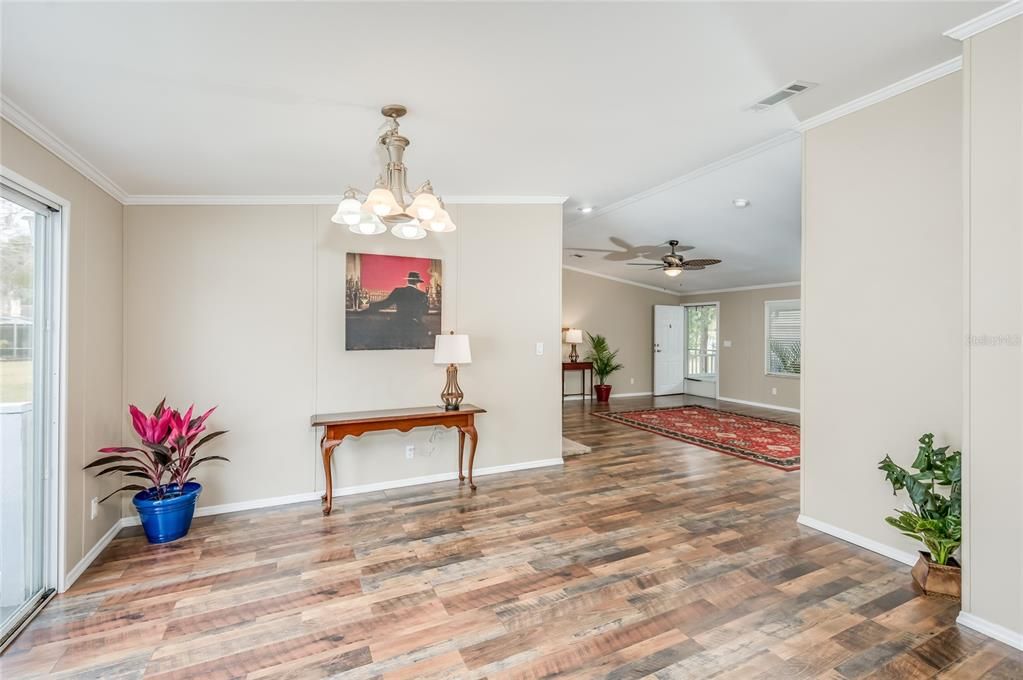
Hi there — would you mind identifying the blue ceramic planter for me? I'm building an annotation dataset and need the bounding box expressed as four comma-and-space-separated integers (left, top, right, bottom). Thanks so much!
132, 482, 201, 544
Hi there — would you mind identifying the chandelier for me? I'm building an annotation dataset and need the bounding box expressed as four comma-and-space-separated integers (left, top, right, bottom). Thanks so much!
331, 104, 456, 240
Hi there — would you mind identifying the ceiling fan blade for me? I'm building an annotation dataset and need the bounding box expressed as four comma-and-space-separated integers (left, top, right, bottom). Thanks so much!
682, 264, 705, 271
626, 262, 655, 266
682, 258, 722, 267
607, 236, 634, 250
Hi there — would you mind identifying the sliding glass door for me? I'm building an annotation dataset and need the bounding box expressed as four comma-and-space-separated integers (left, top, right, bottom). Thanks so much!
0, 179, 60, 650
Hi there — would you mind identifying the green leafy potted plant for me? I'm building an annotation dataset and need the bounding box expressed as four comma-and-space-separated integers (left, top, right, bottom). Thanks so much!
877, 433, 961, 598
585, 332, 623, 402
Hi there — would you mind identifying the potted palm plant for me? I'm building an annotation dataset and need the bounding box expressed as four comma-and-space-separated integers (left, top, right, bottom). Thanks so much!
585, 332, 623, 402
86, 399, 228, 544
877, 433, 961, 597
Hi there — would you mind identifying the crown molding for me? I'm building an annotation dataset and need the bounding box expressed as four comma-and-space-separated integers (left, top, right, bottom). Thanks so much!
795, 57, 962, 132
124, 194, 567, 206
678, 281, 801, 296
444, 195, 569, 205
944, 1, 1022, 41
562, 264, 684, 296
566, 131, 800, 227
123, 195, 340, 206
1, 95, 130, 203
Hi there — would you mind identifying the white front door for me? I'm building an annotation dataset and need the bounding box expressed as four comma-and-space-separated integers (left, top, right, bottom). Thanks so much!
653, 305, 685, 396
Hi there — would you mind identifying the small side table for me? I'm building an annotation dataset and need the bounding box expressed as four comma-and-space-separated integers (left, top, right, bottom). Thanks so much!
562, 361, 594, 400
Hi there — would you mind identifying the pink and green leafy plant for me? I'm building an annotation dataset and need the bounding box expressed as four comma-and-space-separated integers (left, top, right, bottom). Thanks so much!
85, 399, 229, 502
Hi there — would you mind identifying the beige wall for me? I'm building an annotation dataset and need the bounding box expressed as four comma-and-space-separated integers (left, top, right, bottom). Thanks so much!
680, 285, 801, 410
802, 75, 962, 556
0, 120, 124, 582
960, 16, 1022, 638
561, 268, 681, 395
124, 203, 563, 508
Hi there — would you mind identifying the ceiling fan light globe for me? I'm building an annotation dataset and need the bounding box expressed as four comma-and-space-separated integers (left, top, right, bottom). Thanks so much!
664, 267, 683, 277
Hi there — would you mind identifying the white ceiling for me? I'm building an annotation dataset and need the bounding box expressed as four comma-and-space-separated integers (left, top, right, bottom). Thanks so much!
0, 2, 993, 290
564, 135, 802, 293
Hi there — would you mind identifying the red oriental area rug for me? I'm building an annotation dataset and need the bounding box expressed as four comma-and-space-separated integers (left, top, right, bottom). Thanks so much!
594, 405, 800, 471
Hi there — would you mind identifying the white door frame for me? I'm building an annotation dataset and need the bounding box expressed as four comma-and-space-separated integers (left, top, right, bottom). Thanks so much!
681, 301, 720, 399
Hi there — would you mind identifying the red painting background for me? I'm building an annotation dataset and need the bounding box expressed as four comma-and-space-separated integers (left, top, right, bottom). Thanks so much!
359, 254, 434, 290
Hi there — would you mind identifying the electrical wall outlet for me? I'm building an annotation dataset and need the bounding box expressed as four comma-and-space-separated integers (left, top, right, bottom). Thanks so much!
771, 387, 778, 395
405, 445, 415, 460
630, 377, 635, 385
723, 340, 732, 348
90, 497, 99, 520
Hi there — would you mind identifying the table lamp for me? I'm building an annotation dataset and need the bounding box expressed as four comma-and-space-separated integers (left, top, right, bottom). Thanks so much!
434, 331, 472, 410
564, 328, 584, 362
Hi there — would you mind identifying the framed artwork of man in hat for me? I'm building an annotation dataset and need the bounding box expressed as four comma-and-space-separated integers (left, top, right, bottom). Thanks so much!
345, 253, 442, 350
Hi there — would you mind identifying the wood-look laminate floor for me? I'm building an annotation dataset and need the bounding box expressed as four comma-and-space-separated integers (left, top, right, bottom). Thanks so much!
2, 395, 1020, 678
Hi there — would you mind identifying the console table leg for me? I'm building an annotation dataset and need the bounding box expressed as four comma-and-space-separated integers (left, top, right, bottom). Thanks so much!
321, 437, 340, 516
462, 424, 479, 490
458, 428, 466, 481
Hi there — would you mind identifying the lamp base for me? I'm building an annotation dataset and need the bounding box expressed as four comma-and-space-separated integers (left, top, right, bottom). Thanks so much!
441, 364, 464, 411
568, 344, 579, 363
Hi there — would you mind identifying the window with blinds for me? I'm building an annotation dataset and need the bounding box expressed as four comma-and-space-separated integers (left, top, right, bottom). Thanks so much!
765, 299, 800, 376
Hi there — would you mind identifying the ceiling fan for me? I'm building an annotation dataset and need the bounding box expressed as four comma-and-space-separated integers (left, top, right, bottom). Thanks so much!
627, 240, 722, 277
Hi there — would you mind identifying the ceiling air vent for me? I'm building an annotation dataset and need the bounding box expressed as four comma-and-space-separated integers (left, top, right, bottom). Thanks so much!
747, 81, 817, 112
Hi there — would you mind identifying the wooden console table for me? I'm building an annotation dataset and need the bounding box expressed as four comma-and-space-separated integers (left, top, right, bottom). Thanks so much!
562, 361, 594, 400
310, 404, 486, 516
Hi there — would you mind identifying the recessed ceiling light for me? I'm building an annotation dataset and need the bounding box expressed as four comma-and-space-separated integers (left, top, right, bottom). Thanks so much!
733, 198, 750, 208
577, 206, 594, 213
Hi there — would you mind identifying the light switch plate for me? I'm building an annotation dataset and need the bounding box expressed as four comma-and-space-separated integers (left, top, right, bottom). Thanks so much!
535, 342, 544, 356
723, 340, 732, 348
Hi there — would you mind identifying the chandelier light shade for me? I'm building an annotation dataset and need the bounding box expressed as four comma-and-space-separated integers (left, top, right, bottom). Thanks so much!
392, 223, 427, 240
331, 190, 364, 226
334, 105, 457, 238
424, 209, 455, 233
349, 213, 386, 235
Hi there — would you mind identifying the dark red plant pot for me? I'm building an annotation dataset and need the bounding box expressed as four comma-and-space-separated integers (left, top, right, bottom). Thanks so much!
595, 384, 612, 402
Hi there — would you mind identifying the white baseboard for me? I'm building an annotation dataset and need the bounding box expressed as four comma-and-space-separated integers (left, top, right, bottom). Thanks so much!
956, 611, 1023, 651
62, 518, 123, 591
718, 396, 801, 414
563, 391, 652, 402
120, 457, 565, 527
796, 514, 917, 566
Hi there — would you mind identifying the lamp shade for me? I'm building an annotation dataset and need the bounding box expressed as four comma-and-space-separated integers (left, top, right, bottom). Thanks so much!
564, 328, 584, 344
434, 334, 471, 365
